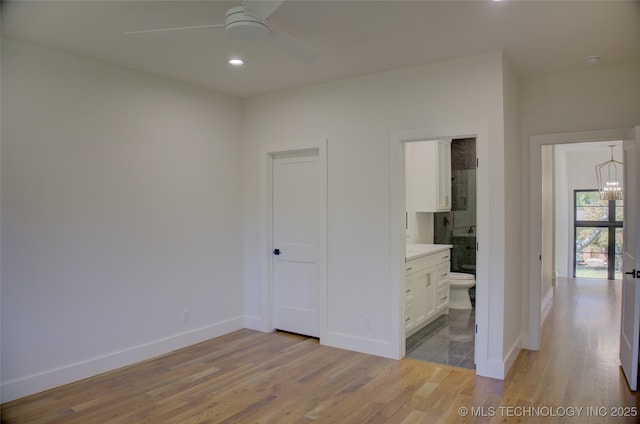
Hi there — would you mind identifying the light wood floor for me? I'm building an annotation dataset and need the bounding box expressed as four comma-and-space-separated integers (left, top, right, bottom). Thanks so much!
3, 278, 639, 423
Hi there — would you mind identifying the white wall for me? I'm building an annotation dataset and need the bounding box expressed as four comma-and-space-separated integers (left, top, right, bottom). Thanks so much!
521, 62, 640, 348
1, 40, 245, 401
541, 145, 554, 311
406, 213, 434, 245
501, 57, 522, 368
242, 52, 512, 377
554, 145, 568, 278
522, 64, 640, 136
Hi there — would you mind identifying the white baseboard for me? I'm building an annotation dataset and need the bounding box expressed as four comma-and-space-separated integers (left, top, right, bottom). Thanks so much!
322, 330, 397, 359
541, 289, 554, 326
475, 336, 522, 380
475, 358, 506, 379
1, 317, 244, 403
503, 336, 522, 377
244, 315, 270, 332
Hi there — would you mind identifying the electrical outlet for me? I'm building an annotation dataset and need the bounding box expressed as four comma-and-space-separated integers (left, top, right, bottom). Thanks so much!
365, 315, 373, 330
182, 310, 190, 324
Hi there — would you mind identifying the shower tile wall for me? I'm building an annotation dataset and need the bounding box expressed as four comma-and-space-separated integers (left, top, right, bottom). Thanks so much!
434, 212, 452, 245
451, 138, 476, 170
434, 138, 477, 274
451, 236, 476, 272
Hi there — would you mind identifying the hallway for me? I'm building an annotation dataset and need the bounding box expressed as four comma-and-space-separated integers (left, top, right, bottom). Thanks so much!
503, 277, 639, 420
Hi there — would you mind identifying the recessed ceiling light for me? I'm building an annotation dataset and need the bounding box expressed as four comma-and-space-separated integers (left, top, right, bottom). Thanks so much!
584, 55, 600, 66
228, 58, 244, 66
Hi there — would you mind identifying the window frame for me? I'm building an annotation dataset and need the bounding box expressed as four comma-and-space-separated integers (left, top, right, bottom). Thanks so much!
573, 189, 623, 280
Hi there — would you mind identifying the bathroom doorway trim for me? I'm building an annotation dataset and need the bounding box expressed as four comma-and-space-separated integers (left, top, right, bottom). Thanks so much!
389, 123, 492, 377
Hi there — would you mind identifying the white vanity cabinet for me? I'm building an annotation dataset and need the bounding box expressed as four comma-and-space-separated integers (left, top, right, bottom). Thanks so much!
434, 262, 451, 310
405, 140, 451, 212
404, 247, 451, 337
405, 267, 436, 332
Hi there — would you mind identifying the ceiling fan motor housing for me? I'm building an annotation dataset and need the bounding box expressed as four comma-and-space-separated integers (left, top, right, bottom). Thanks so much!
225, 6, 269, 41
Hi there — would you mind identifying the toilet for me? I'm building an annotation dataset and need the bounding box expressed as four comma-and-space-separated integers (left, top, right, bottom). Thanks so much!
449, 272, 476, 309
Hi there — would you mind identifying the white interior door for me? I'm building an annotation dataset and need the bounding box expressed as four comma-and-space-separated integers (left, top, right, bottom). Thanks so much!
620, 126, 640, 391
272, 151, 320, 337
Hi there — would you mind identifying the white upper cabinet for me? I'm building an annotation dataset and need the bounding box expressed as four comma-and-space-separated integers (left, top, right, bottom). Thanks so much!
406, 140, 452, 212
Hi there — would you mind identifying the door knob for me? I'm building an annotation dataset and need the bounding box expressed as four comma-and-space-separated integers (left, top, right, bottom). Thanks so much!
273, 249, 281, 255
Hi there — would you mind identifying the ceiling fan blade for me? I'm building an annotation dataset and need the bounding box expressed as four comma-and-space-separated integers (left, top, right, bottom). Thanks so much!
267, 28, 320, 63
244, 0, 285, 20
124, 24, 225, 35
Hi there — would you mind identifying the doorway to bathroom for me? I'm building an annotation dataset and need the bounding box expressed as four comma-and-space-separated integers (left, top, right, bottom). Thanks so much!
405, 137, 477, 370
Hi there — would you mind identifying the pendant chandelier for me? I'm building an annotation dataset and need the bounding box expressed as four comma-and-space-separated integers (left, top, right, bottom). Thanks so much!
595, 145, 623, 200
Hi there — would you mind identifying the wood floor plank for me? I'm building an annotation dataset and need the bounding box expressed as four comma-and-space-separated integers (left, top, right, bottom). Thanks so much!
3, 278, 639, 423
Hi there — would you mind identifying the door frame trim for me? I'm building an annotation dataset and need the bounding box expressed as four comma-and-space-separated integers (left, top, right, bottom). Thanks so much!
527, 128, 630, 350
260, 139, 328, 340
389, 123, 490, 375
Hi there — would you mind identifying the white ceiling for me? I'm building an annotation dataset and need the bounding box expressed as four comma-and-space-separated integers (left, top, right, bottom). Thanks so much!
2, 0, 640, 98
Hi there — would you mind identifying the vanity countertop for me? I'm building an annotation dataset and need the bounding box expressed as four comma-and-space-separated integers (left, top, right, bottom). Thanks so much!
406, 243, 453, 261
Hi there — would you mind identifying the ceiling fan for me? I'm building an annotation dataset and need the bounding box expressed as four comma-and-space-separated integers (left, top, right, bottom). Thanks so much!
124, 0, 318, 62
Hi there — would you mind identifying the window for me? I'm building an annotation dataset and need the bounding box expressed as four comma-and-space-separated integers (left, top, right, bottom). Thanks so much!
574, 190, 623, 279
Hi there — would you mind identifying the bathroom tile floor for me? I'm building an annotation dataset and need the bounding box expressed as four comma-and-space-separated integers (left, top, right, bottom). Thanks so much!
406, 307, 475, 370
